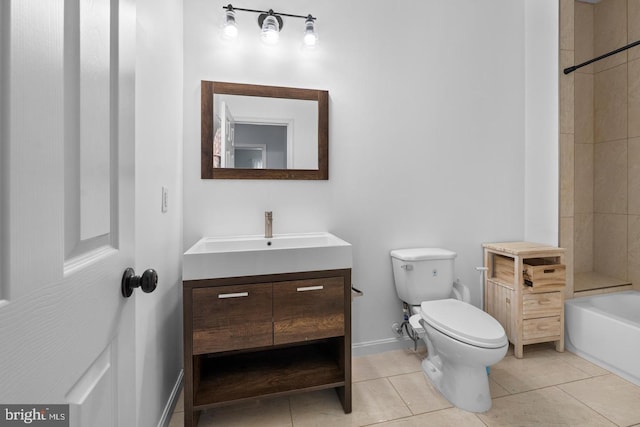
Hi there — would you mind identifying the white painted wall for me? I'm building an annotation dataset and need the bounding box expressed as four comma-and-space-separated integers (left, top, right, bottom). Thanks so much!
135, 0, 184, 425
184, 0, 557, 353
524, 0, 560, 245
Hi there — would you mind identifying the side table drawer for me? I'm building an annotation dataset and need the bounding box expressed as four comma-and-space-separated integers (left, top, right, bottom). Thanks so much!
522, 292, 562, 319
523, 316, 561, 341
192, 283, 273, 354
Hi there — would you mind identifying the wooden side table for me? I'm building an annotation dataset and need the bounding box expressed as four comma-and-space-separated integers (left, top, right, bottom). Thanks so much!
483, 242, 566, 358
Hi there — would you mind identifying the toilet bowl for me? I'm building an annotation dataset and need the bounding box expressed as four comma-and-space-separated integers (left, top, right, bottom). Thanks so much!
412, 299, 508, 412
390, 247, 508, 412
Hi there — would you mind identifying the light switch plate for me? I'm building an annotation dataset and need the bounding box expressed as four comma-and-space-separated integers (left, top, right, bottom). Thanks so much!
161, 186, 168, 213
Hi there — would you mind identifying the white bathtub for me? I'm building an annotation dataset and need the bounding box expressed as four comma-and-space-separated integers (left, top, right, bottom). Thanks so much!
565, 290, 640, 386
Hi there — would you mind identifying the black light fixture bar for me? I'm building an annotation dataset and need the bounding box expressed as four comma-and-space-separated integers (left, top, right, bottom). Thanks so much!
223, 4, 315, 21
564, 39, 640, 74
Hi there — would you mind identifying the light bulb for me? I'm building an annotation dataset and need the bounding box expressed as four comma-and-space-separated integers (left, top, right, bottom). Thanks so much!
222, 8, 238, 40
303, 16, 317, 47
261, 14, 280, 45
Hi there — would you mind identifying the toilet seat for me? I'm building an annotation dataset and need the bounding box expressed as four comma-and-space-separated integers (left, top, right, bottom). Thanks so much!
420, 299, 507, 349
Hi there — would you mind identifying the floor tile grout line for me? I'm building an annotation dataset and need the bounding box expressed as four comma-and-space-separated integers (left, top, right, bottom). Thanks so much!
352, 368, 424, 384
554, 383, 621, 426
487, 380, 600, 401
385, 372, 422, 417
487, 353, 613, 394
356, 407, 469, 427
287, 396, 294, 427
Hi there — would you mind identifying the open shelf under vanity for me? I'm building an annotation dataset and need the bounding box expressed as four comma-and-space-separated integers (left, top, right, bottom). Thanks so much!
193, 339, 345, 410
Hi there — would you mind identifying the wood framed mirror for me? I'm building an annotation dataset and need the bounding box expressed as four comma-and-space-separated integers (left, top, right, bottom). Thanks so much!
201, 81, 328, 180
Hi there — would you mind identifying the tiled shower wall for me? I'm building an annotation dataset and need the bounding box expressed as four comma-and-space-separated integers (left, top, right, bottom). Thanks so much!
560, 0, 640, 293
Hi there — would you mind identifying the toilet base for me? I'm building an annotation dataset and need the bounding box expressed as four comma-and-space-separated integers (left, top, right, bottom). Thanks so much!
422, 355, 493, 413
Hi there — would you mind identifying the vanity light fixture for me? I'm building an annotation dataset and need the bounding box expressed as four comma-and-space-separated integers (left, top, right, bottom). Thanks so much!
260, 11, 280, 45
303, 15, 318, 47
222, 6, 238, 40
221, 4, 318, 47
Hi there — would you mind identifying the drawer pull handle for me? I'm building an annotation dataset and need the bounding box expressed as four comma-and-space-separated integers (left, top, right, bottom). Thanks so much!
218, 292, 249, 299
297, 285, 324, 292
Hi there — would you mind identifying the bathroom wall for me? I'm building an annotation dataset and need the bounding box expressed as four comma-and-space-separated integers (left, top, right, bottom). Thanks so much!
562, 0, 640, 293
524, 0, 561, 245
184, 0, 558, 352
135, 0, 184, 425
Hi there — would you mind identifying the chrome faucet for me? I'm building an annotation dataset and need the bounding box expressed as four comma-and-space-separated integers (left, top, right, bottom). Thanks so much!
265, 211, 273, 238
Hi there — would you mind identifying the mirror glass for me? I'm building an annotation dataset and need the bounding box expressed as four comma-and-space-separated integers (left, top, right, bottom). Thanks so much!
201, 81, 328, 180
213, 94, 318, 170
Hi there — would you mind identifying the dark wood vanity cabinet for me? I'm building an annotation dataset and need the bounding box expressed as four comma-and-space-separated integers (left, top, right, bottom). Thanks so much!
183, 269, 352, 427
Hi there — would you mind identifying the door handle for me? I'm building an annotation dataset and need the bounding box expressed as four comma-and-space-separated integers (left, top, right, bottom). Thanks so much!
121, 268, 158, 298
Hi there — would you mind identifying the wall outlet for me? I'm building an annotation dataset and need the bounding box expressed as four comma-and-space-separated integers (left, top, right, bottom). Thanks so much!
391, 322, 403, 337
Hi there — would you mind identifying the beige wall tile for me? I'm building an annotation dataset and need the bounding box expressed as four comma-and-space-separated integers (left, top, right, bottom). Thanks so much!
594, 213, 628, 279
595, 64, 627, 143
630, 0, 640, 61
628, 215, 640, 289
594, 140, 627, 214
575, 1, 595, 73
630, 58, 640, 137
594, 0, 628, 73
575, 72, 594, 144
629, 137, 640, 214
575, 143, 594, 214
560, 133, 575, 217
574, 213, 593, 273
560, 217, 575, 297
561, 50, 575, 135
560, 0, 574, 51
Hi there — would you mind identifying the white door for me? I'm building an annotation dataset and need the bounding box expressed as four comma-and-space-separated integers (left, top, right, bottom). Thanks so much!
220, 101, 236, 168
0, 1, 138, 426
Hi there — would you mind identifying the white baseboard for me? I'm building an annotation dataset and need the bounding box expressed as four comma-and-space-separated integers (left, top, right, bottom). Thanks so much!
352, 336, 425, 357
158, 369, 184, 427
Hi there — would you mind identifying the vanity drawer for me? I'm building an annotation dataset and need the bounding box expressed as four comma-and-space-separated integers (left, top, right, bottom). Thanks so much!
523, 316, 561, 341
192, 283, 273, 354
273, 277, 345, 345
522, 292, 562, 319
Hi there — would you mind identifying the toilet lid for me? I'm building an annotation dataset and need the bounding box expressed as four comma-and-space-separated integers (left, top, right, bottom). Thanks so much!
420, 299, 507, 349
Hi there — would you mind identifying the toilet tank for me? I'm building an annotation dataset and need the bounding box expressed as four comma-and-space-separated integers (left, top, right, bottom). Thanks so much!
390, 248, 456, 305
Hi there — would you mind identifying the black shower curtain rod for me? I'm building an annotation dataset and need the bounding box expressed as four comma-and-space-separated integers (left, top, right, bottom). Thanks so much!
564, 39, 640, 74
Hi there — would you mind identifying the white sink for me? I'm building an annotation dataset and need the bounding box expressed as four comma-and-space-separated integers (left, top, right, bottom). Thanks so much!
183, 232, 352, 280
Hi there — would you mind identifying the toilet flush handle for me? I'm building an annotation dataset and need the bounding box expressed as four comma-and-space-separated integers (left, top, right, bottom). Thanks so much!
401, 264, 413, 271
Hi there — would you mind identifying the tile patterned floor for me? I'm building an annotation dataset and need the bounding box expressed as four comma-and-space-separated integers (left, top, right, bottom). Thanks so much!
169, 343, 640, 426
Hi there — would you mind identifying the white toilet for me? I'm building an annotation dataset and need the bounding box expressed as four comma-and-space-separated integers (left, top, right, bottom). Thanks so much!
390, 248, 508, 413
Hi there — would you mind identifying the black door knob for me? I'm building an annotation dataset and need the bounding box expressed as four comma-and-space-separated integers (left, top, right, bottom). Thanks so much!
121, 268, 158, 298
